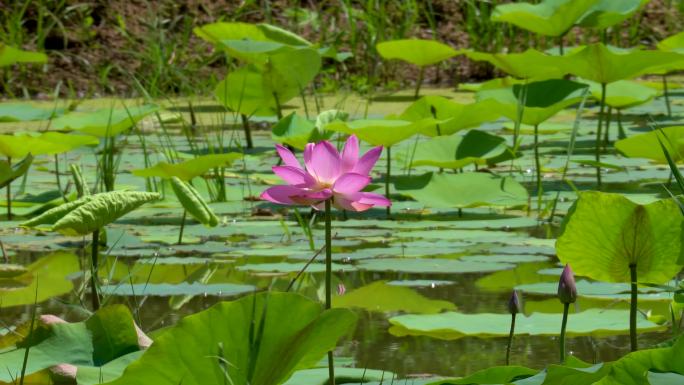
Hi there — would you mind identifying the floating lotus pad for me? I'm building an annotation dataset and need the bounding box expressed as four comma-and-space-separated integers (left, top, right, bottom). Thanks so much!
357, 258, 514, 274
0, 103, 62, 122
283, 368, 394, 385
517, 280, 673, 301
332, 281, 456, 314
393, 172, 529, 209
237, 262, 355, 274
51, 104, 160, 137
388, 308, 664, 340
101, 282, 255, 297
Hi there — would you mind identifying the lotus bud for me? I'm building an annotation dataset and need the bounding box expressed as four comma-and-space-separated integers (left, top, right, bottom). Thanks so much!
558, 264, 577, 304
508, 290, 522, 315
337, 283, 346, 296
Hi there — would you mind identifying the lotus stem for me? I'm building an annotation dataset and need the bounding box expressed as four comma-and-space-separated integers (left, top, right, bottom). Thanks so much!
178, 210, 187, 245
414, 66, 425, 100
386, 146, 391, 218
273, 92, 283, 120
558, 35, 564, 56
559, 302, 569, 363
506, 313, 516, 365
324, 198, 335, 385
663, 75, 672, 118
602, 107, 613, 150
629, 263, 638, 352
534, 124, 542, 215
54, 154, 67, 203
241, 114, 253, 149
91, 229, 101, 311
6, 156, 11, 220
595, 83, 607, 189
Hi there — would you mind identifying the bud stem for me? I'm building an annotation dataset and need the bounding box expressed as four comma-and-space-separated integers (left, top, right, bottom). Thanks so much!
559, 302, 569, 363
506, 313, 516, 365
324, 199, 336, 385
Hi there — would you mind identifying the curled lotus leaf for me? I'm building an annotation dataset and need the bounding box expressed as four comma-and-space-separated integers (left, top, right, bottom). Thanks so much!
0, 154, 33, 189
170, 177, 219, 227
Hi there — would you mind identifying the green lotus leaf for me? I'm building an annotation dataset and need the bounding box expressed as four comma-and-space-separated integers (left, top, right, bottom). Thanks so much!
35, 132, 100, 154
0, 304, 141, 382
592, 336, 684, 385
400, 96, 501, 136
578, 0, 650, 29
132, 153, 241, 181
106, 292, 357, 385
459, 77, 526, 92
556, 191, 684, 284
332, 281, 456, 314
265, 47, 322, 99
425, 366, 538, 384
410, 130, 511, 169
357, 257, 514, 274
659, 31, 684, 53
325, 118, 432, 147
21, 195, 96, 229
615, 126, 684, 163
647, 372, 684, 385
22, 191, 160, 236
51, 104, 159, 137
463, 49, 566, 80
170, 177, 219, 227
215, 65, 275, 116
393, 172, 529, 209
0, 44, 47, 67
284, 368, 394, 385
0, 103, 62, 122
76, 351, 144, 385
476, 78, 588, 126
376, 39, 458, 67
561, 43, 684, 84
388, 308, 663, 340
195, 22, 309, 48
271, 112, 332, 150
491, 0, 598, 37
0, 134, 60, 158
0, 153, 32, 189
583, 79, 658, 109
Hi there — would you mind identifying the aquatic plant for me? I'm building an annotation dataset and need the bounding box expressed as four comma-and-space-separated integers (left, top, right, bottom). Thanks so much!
170, 177, 219, 245
506, 290, 522, 365
261, 135, 389, 384
21, 191, 160, 310
556, 191, 684, 351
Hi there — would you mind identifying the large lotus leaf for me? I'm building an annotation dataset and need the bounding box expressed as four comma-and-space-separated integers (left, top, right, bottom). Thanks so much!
0, 134, 60, 158
476, 78, 588, 126
357, 258, 514, 274
170, 177, 218, 227
376, 39, 457, 67
593, 336, 684, 385
106, 292, 357, 385
425, 366, 538, 384
400, 96, 501, 136
325, 119, 431, 146
647, 372, 684, 385
265, 47, 321, 102
0, 103, 62, 122
0, 153, 32, 189
463, 49, 566, 80
132, 153, 242, 181
271, 112, 331, 149
24, 191, 160, 236
0, 252, 79, 308
77, 351, 144, 385
615, 126, 684, 163
393, 172, 529, 208
491, 0, 598, 37
578, 0, 650, 29
21, 195, 96, 229
556, 191, 684, 284
560, 44, 684, 84
35, 132, 99, 154
388, 308, 663, 340
410, 130, 511, 169
195, 22, 309, 48
51, 104, 159, 137
583, 79, 658, 109
332, 281, 456, 314
659, 31, 684, 53
0, 44, 47, 67
0, 305, 140, 382
215, 65, 276, 116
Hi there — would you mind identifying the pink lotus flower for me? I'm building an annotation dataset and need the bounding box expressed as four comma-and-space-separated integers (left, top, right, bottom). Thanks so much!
261, 135, 391, 211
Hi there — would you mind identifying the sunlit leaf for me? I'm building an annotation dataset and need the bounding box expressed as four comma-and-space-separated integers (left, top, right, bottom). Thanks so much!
492, 0, 598, 37
615, 126, 684, 163
0, 44, 47, 67
51, 104, 160, 137
410, 130, 512, 169
376, 39, 458, 67
400, 96, 501, 136
578, 0, 650, 29
332, 281, 456, 314
0, 154, 33, 189
582, 79, 658, 109
132, 153, 242, 181
463, 49, 566, 80
170, 177, 219, 227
